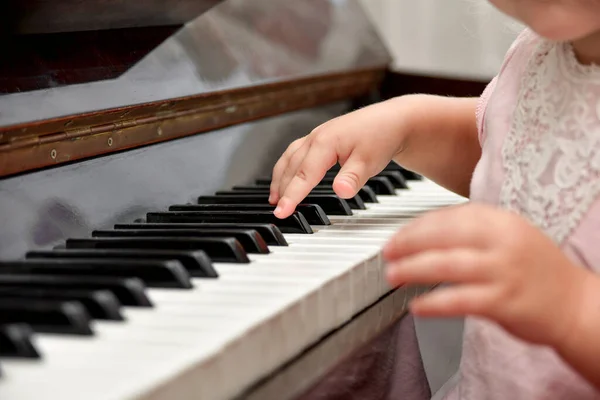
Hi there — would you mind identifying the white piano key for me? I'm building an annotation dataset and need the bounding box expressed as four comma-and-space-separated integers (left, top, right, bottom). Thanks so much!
313, 224, 400, 232
283, 233, 390, 242
328, 217, 412, 224
249, 251, 371, 261
308, 231, 393, 239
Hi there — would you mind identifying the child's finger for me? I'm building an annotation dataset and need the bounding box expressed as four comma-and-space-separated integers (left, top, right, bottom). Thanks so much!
332, 153, 372, 199
277, 141, 312, 201
385, 248, 491, 287
275, 143, 337, 219
270, 138, 306, 204
382, 206, 487, 261
409, 284, 497, 318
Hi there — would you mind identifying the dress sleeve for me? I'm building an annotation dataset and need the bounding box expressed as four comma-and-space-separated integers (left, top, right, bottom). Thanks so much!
476, 76, 498, 145
476, 29, 532, 145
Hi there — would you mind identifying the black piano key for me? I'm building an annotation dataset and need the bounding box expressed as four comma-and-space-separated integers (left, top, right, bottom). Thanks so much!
114, 223, 288, 246
311, 179, 380, 203
237, 184, 379, 205
366, 176, 397, 195
228, 186, 370, 209
402, 170, 422, 180
217, 189, 366, 210
384, 161, 401, 171
66, 237, 250, 264
0, 259, 193, 289
0, 299, 93, 336
326, 163, 404, 173
0, 288, 123, 321
146, 211, 313, 234
169, 204, 331, 226
198, 195, 353, 216
27, 249, 218, 279
255, 175, 392, 197
253, 178, 275, 186
353, 185, 378, 203
319, 176, 396, 195
0, 275, 151, 307
322, 170, 407, 190
384, 162, 422, 180
0, 324, 41, 359
307, 191, 365, 209
231, 185, 273, 190
327, 161, 421, 180
376, 171, 408, 189
92, 229, 269, 255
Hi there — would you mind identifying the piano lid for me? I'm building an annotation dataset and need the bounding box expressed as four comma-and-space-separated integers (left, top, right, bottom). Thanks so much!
0, 0, 391, 177
0, 0, 224, 35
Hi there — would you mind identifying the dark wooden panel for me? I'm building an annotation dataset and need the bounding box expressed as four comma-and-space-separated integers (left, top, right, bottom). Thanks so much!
382, 71, 490, 99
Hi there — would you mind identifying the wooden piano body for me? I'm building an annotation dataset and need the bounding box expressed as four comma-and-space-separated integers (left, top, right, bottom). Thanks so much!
0, 1, 469, 398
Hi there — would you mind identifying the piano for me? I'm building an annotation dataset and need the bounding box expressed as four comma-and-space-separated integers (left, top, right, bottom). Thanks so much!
0, 1, 467, 399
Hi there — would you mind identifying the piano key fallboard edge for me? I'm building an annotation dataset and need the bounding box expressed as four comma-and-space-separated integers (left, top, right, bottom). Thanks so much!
239, 285, 432, 400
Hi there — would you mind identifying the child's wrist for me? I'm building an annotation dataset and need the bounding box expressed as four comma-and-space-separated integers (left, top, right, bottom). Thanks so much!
385, 95, 423, 159
550, 269, 600, 389
554, 269, 599, 355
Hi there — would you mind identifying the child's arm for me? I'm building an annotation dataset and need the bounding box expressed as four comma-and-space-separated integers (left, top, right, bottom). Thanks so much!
270, 94, 481, 218
554, 273, 600, 391
392, 95, 481, 197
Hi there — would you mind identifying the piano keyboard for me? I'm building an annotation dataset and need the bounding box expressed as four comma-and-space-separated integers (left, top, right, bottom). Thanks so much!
0, 164, 466, 400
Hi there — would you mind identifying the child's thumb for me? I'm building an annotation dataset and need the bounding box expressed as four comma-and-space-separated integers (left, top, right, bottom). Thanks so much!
333, 156, 370, 199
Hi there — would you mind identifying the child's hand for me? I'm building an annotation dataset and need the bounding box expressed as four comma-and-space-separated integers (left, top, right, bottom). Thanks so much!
269, 99, 410, 218
384, 203, 588, 348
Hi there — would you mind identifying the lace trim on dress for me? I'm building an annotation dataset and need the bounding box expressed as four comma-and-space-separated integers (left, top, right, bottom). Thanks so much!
499, 38, 600, 244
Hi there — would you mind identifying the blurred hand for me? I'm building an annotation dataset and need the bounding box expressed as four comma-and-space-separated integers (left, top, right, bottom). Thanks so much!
384, 203, 587, 348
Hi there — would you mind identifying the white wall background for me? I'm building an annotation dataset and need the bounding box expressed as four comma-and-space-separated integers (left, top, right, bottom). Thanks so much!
359, 0, 523, 81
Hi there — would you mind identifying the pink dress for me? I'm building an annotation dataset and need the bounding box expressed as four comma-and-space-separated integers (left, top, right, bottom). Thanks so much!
443, 29, 600, 399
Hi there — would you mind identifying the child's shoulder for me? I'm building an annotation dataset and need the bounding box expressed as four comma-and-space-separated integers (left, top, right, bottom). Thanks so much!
475, 29, 543, 143
499, 28, 543, 76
